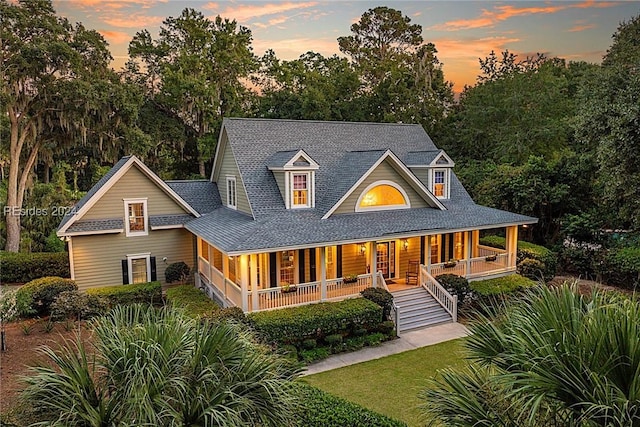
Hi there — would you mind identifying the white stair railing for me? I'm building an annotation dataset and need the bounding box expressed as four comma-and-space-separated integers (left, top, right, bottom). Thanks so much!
420, 265, 457, 322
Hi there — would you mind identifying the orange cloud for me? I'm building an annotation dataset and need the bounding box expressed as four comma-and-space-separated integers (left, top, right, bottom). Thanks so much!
102, 15, 164, 28
204, 2, 318, 23
568, 23, 597, 32
56, 0, 165, 12
431, 1, 618, 31
99, 30, 132, 45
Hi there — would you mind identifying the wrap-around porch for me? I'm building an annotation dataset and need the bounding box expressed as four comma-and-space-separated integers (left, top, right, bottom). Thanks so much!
195, 226, 518, 313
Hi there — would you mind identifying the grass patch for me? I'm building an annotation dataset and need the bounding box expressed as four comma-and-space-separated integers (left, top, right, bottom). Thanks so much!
302, 338, 468, 427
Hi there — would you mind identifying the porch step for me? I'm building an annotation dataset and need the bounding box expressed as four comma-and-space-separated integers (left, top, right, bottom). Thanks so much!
391, 287, 453, 333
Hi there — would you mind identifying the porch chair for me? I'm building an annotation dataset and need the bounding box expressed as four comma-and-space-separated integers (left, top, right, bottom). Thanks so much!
406, 260, 419, 285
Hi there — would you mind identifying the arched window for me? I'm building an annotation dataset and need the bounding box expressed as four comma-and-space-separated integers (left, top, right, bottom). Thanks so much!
355, 180, 410, 212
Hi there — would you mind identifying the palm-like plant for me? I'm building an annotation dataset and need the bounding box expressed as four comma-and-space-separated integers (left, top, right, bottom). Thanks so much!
21, 304, 299, 426
421, 284, 640, 426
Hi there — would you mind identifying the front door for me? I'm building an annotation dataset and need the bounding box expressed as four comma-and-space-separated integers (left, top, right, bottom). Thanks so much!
376, 242, 396, 279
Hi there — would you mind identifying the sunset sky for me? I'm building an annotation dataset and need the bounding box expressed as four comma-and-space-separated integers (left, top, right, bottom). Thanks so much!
53, 0, 640, 92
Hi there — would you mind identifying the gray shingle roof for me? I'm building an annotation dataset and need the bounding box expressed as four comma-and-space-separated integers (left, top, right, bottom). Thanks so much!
58, 156, 132, 231
165, 180, 221, 214
183, 118, 536, 252
404, 150, 442, 166
66, 219, 124, 233
265, 150, 299, 168
150, 214, 194, 227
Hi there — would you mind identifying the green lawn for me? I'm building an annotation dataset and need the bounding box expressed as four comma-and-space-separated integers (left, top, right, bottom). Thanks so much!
302, 338, 468, 427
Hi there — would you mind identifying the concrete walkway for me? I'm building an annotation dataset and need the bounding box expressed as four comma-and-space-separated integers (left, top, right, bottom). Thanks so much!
303, 322, 470, 376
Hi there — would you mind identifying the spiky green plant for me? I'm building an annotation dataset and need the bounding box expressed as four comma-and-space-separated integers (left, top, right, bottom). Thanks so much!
421, 284, 640, 426
21, 304, 299, 426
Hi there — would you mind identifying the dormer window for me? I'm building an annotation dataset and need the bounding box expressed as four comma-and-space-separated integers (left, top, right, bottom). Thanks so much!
355, 180, 410, 212
292, 173, 310, 207
124, 198, 148, 236
431, 169, 449, 199
268, 149, 318, 209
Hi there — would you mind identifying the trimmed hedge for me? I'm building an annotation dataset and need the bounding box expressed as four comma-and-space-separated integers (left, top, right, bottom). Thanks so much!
16, 276, 77, 316
248, 298, 383, 345
86, 281, 162, 306
479, 236, 557, 281
360, 287, 394, 319
166, 285, 219, 318
602, 247, 640, 289
435, 274, 471, 305
294, 383, 407, 427
471, 274, 536, 296
0, 251, 70, 284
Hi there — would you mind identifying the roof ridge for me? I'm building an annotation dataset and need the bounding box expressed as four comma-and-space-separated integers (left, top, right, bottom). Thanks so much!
224, 117, 420, 127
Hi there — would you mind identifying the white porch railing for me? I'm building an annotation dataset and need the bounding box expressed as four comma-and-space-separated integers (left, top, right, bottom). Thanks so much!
225, 279, 243, 308
198, 257, 210, 282
430, 261, 467, 278
420, 265, 457, 322
326, 274, 372, 299
477, 244, 507, 257
430, 252, 511, 280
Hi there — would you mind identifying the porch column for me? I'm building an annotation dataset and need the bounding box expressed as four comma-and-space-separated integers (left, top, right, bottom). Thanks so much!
250, 254, 259, 311
466, 231, 473, 277
472, 230, 480, 257
222, 254, 229, 303
506, 226, 518, 268
320, 246, 327, 300
370, 241, 377, 285
207, 243, 213, 285
240, 255, 249, 312
426, 237, 432, 274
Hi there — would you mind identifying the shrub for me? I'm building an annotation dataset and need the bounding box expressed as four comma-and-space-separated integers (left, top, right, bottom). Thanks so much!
377, 320, 396, 336
360, 287, 394, 319
302, 338, 317, 350
602, 247, 640, 289
559, 245, 600, 277
50, 290, 107, 321
299, 347, 330, 364
471, 274, 537, 296
0, 252, 70, 284
248, 298, 382, 346
17, 276, 77, 316
479, 236, 558, 281
208, 306, 246, 324
435, 274, 471, 305
166, 285, 219, 318
324, 334, 343, 346
86, 281, 162, 307
364, 332, 386, 346
293, 383, 406, 427
164, 262, 191, 284
517, 258, 546, 281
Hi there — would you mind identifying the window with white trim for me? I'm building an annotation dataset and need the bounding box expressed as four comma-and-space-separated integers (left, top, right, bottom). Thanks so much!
127, 253, 150, 284
291, 172, 310, 208
124, 199, 148, 236
355, 180, 411, 212
431, 169, 449, 199
279, 250, 295, 285
226, 176, 237, 209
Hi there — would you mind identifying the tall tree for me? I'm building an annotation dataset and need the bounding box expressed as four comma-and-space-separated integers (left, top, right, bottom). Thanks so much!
575, 15, 640, 229
127, 9, 257, 176
1, 0, 138, 252
338, 6, 453, 133
254, 50, 363, 121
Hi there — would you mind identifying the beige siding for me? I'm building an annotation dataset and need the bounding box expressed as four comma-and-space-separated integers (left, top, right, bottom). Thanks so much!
341, 244, 368, 276
83, 165, 188, 220
215, 139, 252, 216
274, 171, 286, 203
71, 229, 194, 290
333, 160, 429, 215
398, 237, 421, 278
410, 168, 429, 187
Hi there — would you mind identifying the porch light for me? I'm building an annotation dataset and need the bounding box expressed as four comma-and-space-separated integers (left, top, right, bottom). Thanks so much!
402, 239, 409, 251
359, 244, 366, 256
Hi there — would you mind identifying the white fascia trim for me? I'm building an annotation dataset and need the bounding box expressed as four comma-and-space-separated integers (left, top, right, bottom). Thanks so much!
429, 150, 455, 167
61, 229, 124, 237
354, 180, 411, 212
58, 156, 199, 234
210, 126, 227, 182
284, 149, 319, 169
150, 224, 185, 230
322, 150, 446, 219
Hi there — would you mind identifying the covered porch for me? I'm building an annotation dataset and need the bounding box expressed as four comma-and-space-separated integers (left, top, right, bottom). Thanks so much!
195, 225, 518, 313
